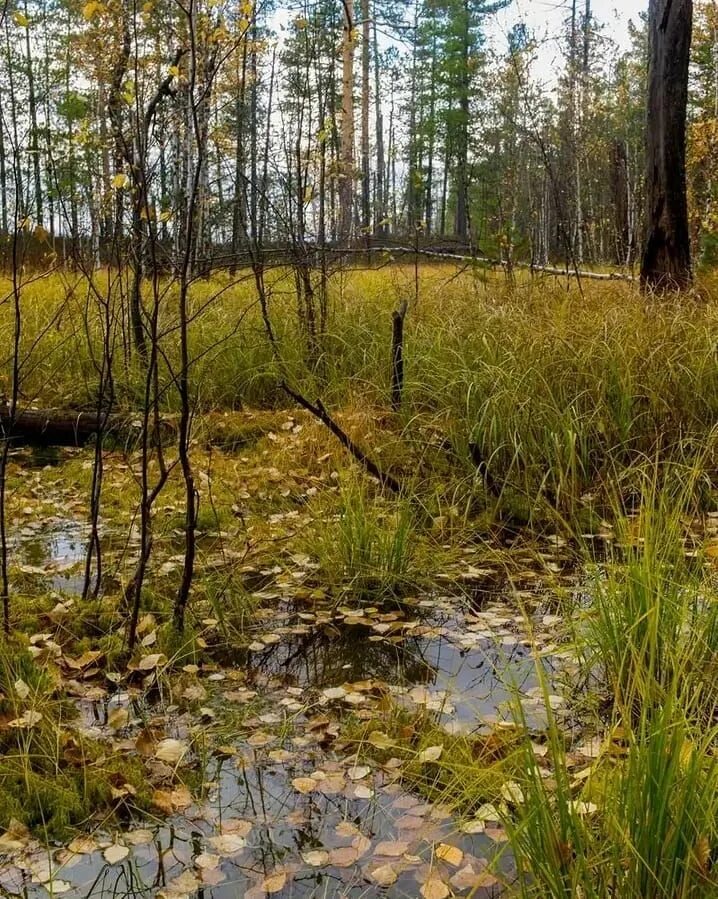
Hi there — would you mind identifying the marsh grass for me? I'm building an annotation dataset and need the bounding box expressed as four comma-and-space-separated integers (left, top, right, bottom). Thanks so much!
8, 263, 718, 876
6, 266, 718, 521
505, 686, 718, 897
306, 477, 418, 600
0, 641, 150, 839
480, 476, 718, 897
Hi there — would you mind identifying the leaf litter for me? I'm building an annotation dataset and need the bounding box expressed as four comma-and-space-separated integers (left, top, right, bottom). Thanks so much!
0, 436, 597, 898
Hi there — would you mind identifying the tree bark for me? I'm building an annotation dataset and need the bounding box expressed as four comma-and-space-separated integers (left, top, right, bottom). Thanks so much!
611, 138, 630, 264
454, 0, 471, 241
339, 0, 355, 244
640, 0, 693, 291
360, 0, 371, 238
0, 406, 164, 447
373, 16, 387, 238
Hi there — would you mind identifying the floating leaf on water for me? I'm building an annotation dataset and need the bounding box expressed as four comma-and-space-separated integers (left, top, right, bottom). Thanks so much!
158, 869, 201, 899
221, 819, 253, 837
322, 686, 347, 700
475, 802, 501, 823
200, 867, 226, 886
261, 872, 287, 893
103, 843, 129, 864
207, 833, 247, 855
260, 633, 282, 645
125, 828, 154, 845
435, 843, 463, 867
349, 834, 370, 858
450, 864, 493, 890
420, 877, 450, 899
395, 814, 424, 830
347, 765, 370, 780
374, 840, 409, 857
194, 852, 221, 870
292, 776, 318, 794
369, 864, 398, 886
352, 784, 374, 799
152, 785, 191, 815
67, 835, 98, 855
328, 846, 359, 867
485, 825, 509, 843
246, 731, 275, 748
459, 819, 485, 834
155, 738, 188, 765
267, 749, 294, 763
302, 850, 330, 867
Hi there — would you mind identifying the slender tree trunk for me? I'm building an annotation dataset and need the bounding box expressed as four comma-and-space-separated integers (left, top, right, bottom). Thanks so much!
0, 91, 7, 233
454, 0, 471, 241
640, 0, 693, 290
424, 25, 437, 235
250, 19, 259, 241
372, 16, 387, 238
24, 0, 43, 226
360, 0, 370, 238
339, 0, 355, 244
98, 84, 113, 255
231, 39, 249, 273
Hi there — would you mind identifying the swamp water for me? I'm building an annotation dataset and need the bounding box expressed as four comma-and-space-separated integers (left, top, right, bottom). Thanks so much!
0, 519, 578, 898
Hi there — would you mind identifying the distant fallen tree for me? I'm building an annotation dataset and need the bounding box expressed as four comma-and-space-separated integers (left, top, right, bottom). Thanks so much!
334, 246, 636, 282
0, 405, 171, 447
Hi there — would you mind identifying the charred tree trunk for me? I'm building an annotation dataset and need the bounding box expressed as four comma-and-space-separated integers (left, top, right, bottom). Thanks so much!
640, 0, 693, 291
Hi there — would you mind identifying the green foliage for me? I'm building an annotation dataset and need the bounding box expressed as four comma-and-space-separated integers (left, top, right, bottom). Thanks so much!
484, 478, 718, 897
0, 642, 151, 840
307, 477, 417, 600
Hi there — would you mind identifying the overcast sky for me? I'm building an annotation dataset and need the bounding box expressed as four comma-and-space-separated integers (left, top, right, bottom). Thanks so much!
489, 0, 647, 84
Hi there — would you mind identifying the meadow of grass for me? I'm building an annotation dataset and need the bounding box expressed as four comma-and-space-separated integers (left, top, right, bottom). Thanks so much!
4, 263, 718, 515
5, 263, 718, 892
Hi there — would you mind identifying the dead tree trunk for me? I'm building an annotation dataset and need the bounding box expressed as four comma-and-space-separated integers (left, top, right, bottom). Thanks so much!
640, 0, 693, 291
0, 406, 170, 447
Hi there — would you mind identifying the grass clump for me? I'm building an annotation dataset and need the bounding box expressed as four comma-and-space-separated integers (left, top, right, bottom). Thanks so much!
483, 477, 718, 896
307, 478, 418, 601
503, 696, 718, 897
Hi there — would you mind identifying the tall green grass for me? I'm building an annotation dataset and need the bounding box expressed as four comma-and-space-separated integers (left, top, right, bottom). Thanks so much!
487, 474, 718, 896
306, 477, 417, 600
5, 267, 718, 515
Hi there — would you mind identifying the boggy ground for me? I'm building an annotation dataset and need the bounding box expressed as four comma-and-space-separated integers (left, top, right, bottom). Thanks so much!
0, 406, 590, 899
5, 267, 718, 896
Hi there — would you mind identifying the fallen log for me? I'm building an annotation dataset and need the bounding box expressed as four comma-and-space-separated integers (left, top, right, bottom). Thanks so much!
0, 405, 155, 447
